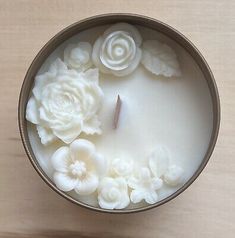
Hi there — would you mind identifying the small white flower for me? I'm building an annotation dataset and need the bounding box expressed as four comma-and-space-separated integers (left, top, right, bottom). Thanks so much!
51, 139, 107, 195
128, 167, 163, 204
164, 165, 184, 186
110, 158, 133, 177
98, 177, 130, 209
64, 42, 92, 72
92, 23, 142, 77
148, 146, 170, 178
26, 58, 103, 144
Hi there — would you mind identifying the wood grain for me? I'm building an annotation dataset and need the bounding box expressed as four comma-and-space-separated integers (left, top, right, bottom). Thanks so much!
0, 0, 235, 237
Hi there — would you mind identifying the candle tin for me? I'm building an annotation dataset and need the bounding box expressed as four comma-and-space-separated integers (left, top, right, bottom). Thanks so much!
18, 13, 220, 214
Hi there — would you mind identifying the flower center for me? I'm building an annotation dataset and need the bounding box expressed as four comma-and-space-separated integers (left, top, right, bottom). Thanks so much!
108, 188, 120, 201
100, 31, 136, 71
114, 46, 125, 57
69, 161, 87, 177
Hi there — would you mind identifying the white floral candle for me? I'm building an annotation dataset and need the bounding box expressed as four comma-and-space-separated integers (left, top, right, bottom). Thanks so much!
26, 23, 213, 210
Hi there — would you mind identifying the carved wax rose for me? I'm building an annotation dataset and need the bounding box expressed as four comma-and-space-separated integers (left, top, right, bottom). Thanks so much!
98, 177, 130, 209
64, 42, 92, 72
26, 58, 103, 145
92, 23, 142, 77
110, 158, 133, 177
164, 165, 184, 186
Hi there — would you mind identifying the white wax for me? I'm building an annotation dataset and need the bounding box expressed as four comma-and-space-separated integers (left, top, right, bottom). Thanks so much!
27, 25, 213, 208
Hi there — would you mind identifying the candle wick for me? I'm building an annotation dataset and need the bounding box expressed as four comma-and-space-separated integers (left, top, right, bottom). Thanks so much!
113, 95, 122, 129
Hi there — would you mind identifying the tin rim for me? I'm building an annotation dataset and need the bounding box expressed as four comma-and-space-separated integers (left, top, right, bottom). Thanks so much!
18, 13, 220, 214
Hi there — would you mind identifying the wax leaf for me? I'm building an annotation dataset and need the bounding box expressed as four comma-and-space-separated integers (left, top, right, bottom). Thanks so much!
141, 40, 181, 77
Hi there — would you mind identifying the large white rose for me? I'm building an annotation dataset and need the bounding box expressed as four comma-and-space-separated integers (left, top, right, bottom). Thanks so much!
92, 23, 142, 77
51, 139, 107, 195
26, 58, 103, 145
98, 177, 130, 209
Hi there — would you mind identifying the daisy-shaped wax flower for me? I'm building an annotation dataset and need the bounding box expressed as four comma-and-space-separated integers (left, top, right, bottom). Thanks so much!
51, 139, 107, 195
128, 167, 163, 204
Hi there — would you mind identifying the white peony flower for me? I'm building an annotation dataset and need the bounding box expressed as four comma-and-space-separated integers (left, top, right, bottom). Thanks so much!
98, 177, 130, 209
64, 42, 92, 72
128, 167, 163, 204
92, 23, 142, 77
26, 58, 103, 145
164, 165, 184, 186
141, 40, 181, 77
51, 139, 107, 195
148, 146, 170, 178
110, 158, 133, 177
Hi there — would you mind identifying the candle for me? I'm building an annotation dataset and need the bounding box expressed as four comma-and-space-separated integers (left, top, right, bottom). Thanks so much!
26, 23, 213, 210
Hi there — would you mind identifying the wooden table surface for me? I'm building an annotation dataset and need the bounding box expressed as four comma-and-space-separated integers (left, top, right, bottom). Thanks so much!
0, 0, 235, 237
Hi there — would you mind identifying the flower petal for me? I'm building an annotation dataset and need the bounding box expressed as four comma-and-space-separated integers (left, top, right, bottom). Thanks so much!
112, 47, 142, 77
53, 172, 77, 192
82, 68, 99, 84
139, 167, 152, 181
151, 177, 163, 190
33, 72, 55, 101
92, 37, 110, 74
164, 165, 184, 186
36, 125, 56, 145
90, 153, 107, 176
52, 121, 82, 144
98, 196, 119, 209
69, 139, 95, 161
144, 190, 158, 204
74, 174, 98, 195
149, 146, 170, 177
103, 23, 142, 46
51, 146, 70, 172
99, 177, 115, 188
115, 194, 130, 209
38, 106, 52, 124
83, 115, 102, 135
130, 190, 145, 204
116, 177, 128, 189
128, 177, 139, 190
49, 58, 68, 74
26, 97, 40, 124
33, 59, 67, 101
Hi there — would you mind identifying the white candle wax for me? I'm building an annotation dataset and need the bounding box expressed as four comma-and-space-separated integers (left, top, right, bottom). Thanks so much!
27, 25, 213, 208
